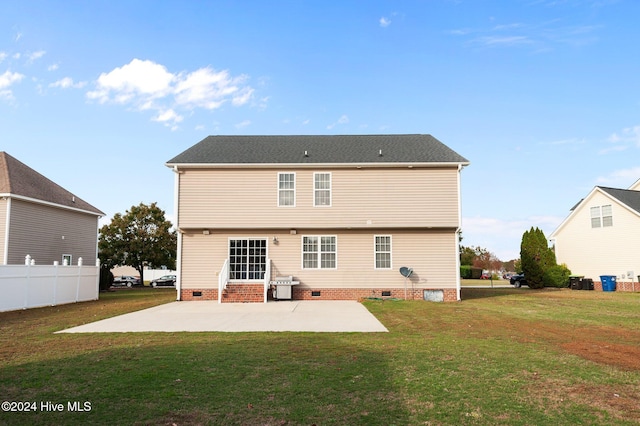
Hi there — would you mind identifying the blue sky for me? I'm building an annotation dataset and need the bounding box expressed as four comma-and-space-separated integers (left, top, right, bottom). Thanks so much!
2, 0, 639, 261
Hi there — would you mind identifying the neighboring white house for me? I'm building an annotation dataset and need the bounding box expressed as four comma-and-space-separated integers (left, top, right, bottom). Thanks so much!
549, 179, 640, 290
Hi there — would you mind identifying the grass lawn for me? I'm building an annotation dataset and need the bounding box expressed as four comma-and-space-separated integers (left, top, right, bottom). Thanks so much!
1, 288, 639, 425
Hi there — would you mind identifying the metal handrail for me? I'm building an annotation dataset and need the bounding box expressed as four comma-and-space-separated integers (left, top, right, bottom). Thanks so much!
263, 259, 271, 303
218, 259, 229, 304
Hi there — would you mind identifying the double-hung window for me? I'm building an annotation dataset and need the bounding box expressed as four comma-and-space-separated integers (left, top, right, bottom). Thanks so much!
278, 172, 295, 207
590, 205, 613, 228
314, 172, 331, 207
302, 236, 336, 269
374, 235, 392, 269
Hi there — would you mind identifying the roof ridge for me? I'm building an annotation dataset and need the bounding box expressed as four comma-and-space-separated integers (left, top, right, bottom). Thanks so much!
0, 151, 104, 216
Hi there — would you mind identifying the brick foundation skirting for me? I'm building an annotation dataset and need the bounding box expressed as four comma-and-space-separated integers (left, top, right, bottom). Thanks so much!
180, 286, 458, 302
593, 281, 640, 292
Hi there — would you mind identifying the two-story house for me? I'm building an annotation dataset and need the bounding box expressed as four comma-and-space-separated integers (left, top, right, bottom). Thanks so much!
550, 179, 640, 290
166, 135, 469, 303
0, 151, 104, 266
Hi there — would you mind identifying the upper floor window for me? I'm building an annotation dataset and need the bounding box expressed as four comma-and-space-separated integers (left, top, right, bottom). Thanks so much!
278, 172, 296, 207
590, 204, 613, 228
314, 172, 331, 207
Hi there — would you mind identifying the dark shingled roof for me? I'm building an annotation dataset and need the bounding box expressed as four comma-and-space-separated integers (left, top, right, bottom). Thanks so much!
598, 186, 640, 214
0, 152, 104, 216
167, 134, 469, 165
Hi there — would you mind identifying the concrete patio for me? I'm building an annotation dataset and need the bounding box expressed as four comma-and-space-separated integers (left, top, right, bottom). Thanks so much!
57, 300, 388, 333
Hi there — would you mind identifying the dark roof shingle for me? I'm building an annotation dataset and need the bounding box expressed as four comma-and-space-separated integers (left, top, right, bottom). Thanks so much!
598, 186, 640, 214
167, 134, 469, 165
0, 152, 104, 215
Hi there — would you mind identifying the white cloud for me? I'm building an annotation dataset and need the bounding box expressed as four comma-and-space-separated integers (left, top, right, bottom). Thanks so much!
0, 70, 24, 100
48, 63, 59, 71
595, 167, 640, 187
327, 114, 349, 129
607, 125, 640, 146
49, 77, 86, 89
475, 35, 533, 46
462, 215, 564, 261
0, 52, 7, 63
87, 59, 175, 103
600, 125, 640, 154
379, 17, 391, 27
235, 119, 251, 129
0, 70, 23, 89
26, 50, 46, 63
174, 67, 245, 109
86, 59, 255, 129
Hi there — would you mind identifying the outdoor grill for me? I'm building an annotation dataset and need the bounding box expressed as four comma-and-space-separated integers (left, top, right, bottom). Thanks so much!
270, 276, 300, 300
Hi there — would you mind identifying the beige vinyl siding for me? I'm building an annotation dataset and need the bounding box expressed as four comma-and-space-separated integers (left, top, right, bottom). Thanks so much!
7, 199, 99, 265
178, 167, 460, 229
180, 229, 458, 290
0, 198, 6, 264
553, 191, 640, 280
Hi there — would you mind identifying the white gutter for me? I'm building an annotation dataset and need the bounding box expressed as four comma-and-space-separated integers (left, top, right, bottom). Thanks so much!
172, 166, 182, 301
165, 161, 470, 170
456, 163, 464, 301
0, 193, 104, 217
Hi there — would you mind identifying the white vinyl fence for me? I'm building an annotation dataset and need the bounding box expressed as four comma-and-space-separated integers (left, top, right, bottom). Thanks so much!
0, 259, 99, 312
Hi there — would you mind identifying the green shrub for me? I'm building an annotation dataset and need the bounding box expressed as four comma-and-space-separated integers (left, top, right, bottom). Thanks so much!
543, 263, 572, 288
460, 265, 472, 279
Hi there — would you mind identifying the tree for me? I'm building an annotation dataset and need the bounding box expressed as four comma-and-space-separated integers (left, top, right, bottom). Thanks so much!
520, 227, 556, 289
99, 202, 177, 285
472, 247, 502, 274
460, 245, 476, 266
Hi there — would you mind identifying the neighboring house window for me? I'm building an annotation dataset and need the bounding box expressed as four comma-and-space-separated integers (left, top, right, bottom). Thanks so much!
278, 172, 295, 207
602, 205, 613, 227
229, 239, 267, 280
314, 172, 332, 207
62, 254, 72, 266
590, 206, 601, 228
374, 235, 392, 269
590, 205, 613, 228
302, 236, 337, 269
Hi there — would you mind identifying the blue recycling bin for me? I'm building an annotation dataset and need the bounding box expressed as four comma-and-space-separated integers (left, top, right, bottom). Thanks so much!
600, 275, 617, 292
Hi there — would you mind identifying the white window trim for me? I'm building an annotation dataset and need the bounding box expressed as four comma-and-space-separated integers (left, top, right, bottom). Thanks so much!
602, 204, 613, 227
301, 235, 338, 269
374, 235, 392, 270
277, 172, 296, 207
590, 204, 613, 228
313, 172, 332, 207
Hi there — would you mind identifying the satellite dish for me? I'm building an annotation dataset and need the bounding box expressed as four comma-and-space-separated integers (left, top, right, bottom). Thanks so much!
399, 267, 413, 278
399, 267, 413, 300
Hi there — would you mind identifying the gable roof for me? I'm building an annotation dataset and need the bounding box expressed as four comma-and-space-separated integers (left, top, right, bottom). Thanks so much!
0, 152, 104, 216
598, 186, 640, 214
166, 134, 469, 166
550, 185, 640, 239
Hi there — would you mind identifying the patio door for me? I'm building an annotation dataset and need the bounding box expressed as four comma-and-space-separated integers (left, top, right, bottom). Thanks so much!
228, 239, 267, 280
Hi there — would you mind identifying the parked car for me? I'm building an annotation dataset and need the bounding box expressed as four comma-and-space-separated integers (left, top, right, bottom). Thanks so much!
510, 273, 527, 288
112, 275, 141, 287
150, 275, 176, 288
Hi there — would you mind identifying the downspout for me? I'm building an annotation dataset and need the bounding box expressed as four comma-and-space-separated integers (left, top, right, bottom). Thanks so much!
172, 165, 182, 301
3, 197, 10, 265
455, 163, 464, 301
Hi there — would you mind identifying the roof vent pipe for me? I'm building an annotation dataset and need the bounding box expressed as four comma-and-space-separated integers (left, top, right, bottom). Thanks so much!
304, 150, 308, 157
379, 149, 383, 157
